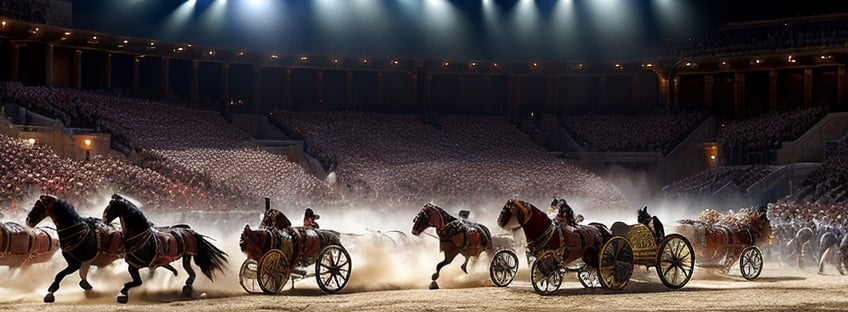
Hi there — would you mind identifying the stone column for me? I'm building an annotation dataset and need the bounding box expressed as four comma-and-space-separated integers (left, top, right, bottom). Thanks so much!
316, 69, 324, 108
598, 75, 607, 110
409, 73, 418, 111
704, 74, 714, 111
803, 68, 813, 107
44, 44, 54, 87
252, 65, 262, 113
190, 60, 200, 107
734, 72, 746, 117
132, 56, 140, 97
220, 63, 230, 104
73, 49, 82, 89
345, 71, 354, 109
769, 70, 778, 112
160, 57, 170, 100
9, 42, 20, 81
378, 71, 385, 109
425, 73, 433, 111
632, 74, 642, 110
102, 53, 112, 90
838, 65, 845, 110
456, 75, 464, 112
283, 68, 292, 110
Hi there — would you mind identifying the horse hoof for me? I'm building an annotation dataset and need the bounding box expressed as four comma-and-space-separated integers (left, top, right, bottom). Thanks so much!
44, 293, 55, 303
429, 281, 439, 290
117, 295, 128, 304
79, 280, 93, 290
182, 286, 193, 298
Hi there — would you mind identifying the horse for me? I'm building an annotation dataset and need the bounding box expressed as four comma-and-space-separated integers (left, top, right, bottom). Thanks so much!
675, 206, 771, 278
411, 202, 495, 289
102, 194, 228, 303
25, 194, 123, 303
785, 226, 815, 268
817, 229, 847, 275
498, 199, 611, 292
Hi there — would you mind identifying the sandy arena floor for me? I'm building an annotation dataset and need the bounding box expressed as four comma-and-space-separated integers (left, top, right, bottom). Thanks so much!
3, 262, 848, 312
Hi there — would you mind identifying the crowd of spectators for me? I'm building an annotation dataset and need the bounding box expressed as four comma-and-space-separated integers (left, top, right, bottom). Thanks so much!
783, 134, 848, 205
663, 165, 781, 201
560, 108, 709, 153
0, 133, 231, 215
718, 106, 825, 165
680, 14, 848, 57
0, 82, 338, 211
271, 111, 627, 211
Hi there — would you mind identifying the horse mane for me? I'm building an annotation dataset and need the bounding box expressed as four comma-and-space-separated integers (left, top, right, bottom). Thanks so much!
50, 195, 82, 220
113, 197, 150, 229
426, 202, 457, 224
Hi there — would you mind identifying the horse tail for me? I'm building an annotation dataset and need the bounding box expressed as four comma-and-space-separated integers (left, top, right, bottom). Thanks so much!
192, 232, 228, 281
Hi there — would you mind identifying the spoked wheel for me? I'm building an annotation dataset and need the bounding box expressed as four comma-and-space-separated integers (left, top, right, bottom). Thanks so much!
598, 236, 634, 290
577, 267, 601, 288
239, 259, 262, 294
530, 256, 562, 295
656, 234, 695, 289
258, 249, 291, 294
490, 249, 519, 287
740, 246, 764, 280
316, 245, 352, 293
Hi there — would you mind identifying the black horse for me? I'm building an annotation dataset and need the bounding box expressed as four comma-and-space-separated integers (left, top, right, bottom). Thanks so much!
26, 194, 124, 303
102, 194, 228, 303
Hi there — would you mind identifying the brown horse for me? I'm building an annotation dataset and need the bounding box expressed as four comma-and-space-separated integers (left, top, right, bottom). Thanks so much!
498, 199, 611, 294
676, 206, 771, 280
411, 202, 494, 289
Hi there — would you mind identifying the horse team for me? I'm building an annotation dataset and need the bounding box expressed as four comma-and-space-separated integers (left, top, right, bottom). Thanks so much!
1, 194, 841, 303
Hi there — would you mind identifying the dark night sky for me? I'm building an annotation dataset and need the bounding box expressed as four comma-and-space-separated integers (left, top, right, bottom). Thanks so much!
69, 0, 848, 60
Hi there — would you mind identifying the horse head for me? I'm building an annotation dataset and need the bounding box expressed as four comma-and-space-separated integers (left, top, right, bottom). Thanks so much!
239, 224, 265, 260
261, 207, 292, 230
26, 194, 55, 227
103, 194, 149, 232
411, 202, 440, 236
498, 199, 530, 231
102, 194, 126, 225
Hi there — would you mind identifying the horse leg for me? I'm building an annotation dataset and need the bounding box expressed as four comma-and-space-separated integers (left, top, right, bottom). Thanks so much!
460, 254, 471, 274
163, 264, 179, 276
181, 256, 196, 298
117, 266, 142, 304
77, 259, 95, 290
819, 245, 834, 275
44, 256, 82, 303
430, 250, 458, 289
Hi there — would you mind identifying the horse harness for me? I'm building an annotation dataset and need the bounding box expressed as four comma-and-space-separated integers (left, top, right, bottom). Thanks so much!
123, 226, 197, 269
438, 221, 489, 250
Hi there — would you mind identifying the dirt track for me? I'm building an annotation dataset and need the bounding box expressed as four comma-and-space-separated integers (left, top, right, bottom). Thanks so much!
4, 263, 848, 312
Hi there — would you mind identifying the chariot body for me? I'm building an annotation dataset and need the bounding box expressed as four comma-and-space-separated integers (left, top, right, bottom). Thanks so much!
239, 199, 351, 294
0, 221, 59, 267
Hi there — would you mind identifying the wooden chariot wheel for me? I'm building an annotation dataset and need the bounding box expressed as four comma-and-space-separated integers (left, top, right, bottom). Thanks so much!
530, 255, 562, 295
258, 249, 291, 294
739, 246, 763, 280
315, 245, 352, 293
489, 249, 519, 287
239, 259, 262, 294
598, 236, 634, 290
656, 234, 695, 289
